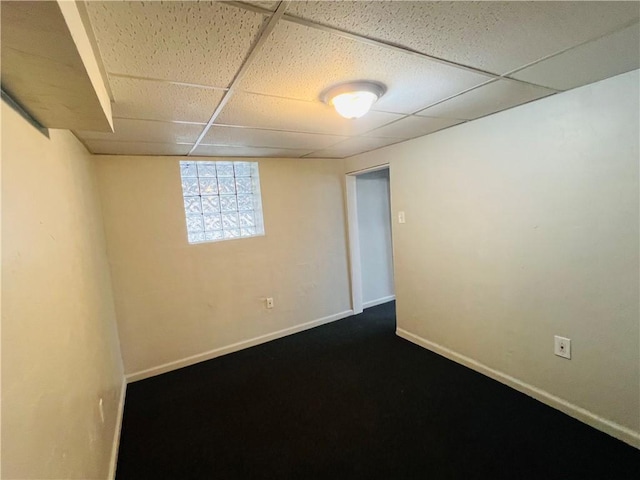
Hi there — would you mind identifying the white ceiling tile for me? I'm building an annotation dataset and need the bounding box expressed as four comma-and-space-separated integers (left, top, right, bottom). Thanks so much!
511, 23, 640, 91
363, 116, 464, 139
239, 21, 493, 114
217, 92, 403, 136
286, 1, 640, 74
86, 1, 266, 87
76, 119, 204, 144
417, 80, 556, 121
202, 126, 347, 150
192, 145, 313, 158
110, 76, 225, 123
309, 136, 403, 158
84, 140, 191, 156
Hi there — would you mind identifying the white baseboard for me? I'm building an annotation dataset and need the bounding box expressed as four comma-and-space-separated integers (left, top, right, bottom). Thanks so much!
363, 295, 395, 309
396, 328, 640, 449
126, 309, 354, 383
108, 376, 127, 480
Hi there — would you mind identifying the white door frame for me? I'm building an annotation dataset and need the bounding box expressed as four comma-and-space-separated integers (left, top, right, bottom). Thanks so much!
345, 164, 390, 315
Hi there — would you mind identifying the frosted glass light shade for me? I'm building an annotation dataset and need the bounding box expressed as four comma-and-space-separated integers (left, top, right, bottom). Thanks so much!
321, 81, 386, 119
331, 91, 379, 119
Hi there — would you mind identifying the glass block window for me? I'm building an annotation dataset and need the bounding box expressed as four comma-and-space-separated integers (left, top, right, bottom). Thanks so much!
180, 161, 265, 244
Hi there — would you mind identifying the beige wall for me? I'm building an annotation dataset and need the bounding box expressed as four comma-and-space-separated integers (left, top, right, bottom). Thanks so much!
95, 156, 351, 378
351, 70, 640, 444
1, 102, 124, 478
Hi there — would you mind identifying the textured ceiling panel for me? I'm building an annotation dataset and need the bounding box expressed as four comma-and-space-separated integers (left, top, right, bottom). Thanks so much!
202, 125, 348, 150
86, 1, 266, 87
417, 80, 556, 121
239, 21, 493, 114
74, 1, 640, 157
217, 92, 403, 136
286, 1, 640, 74
363, 116, 464, 139
192, 145, 314, 158
84, 140, 192, 156
76, 118, 204, 144
511, 23, 640, 91
110, 76, 225, 123
308, 136, 403, 158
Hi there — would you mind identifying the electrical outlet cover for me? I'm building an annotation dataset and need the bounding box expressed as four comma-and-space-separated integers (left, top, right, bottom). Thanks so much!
554, 336, 571, 359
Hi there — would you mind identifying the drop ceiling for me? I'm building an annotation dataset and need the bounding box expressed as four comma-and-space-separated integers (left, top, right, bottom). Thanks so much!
74, 1, 639, 158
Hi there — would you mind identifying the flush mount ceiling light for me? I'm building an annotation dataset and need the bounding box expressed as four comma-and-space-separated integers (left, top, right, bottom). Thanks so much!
321, 81, 386, 119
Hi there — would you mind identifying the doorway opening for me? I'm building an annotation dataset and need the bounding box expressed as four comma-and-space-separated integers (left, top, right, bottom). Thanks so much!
346, 165, 395, 317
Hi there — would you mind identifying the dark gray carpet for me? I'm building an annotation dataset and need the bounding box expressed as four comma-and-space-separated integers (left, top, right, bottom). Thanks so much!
116, 302, 639, 479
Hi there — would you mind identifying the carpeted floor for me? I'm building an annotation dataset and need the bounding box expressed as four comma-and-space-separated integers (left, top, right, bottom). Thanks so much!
116, 302, 639, 479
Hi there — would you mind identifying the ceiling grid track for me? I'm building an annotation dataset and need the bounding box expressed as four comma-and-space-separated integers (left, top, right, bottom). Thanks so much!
111, 116, 207, 126
280, 14, 569, 95
501, 18, 640, 80
225, 1, 635, 95
107, 72, 230, 92
188, 1, 289, 156
197, 121, 356, 138
69, 1, 640, 158
224, 1, 502, 79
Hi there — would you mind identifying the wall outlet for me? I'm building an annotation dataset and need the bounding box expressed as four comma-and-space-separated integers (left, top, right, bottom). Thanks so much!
554, 336, 571, 359
398, 211, 406, 224
266, 297, 274, 309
